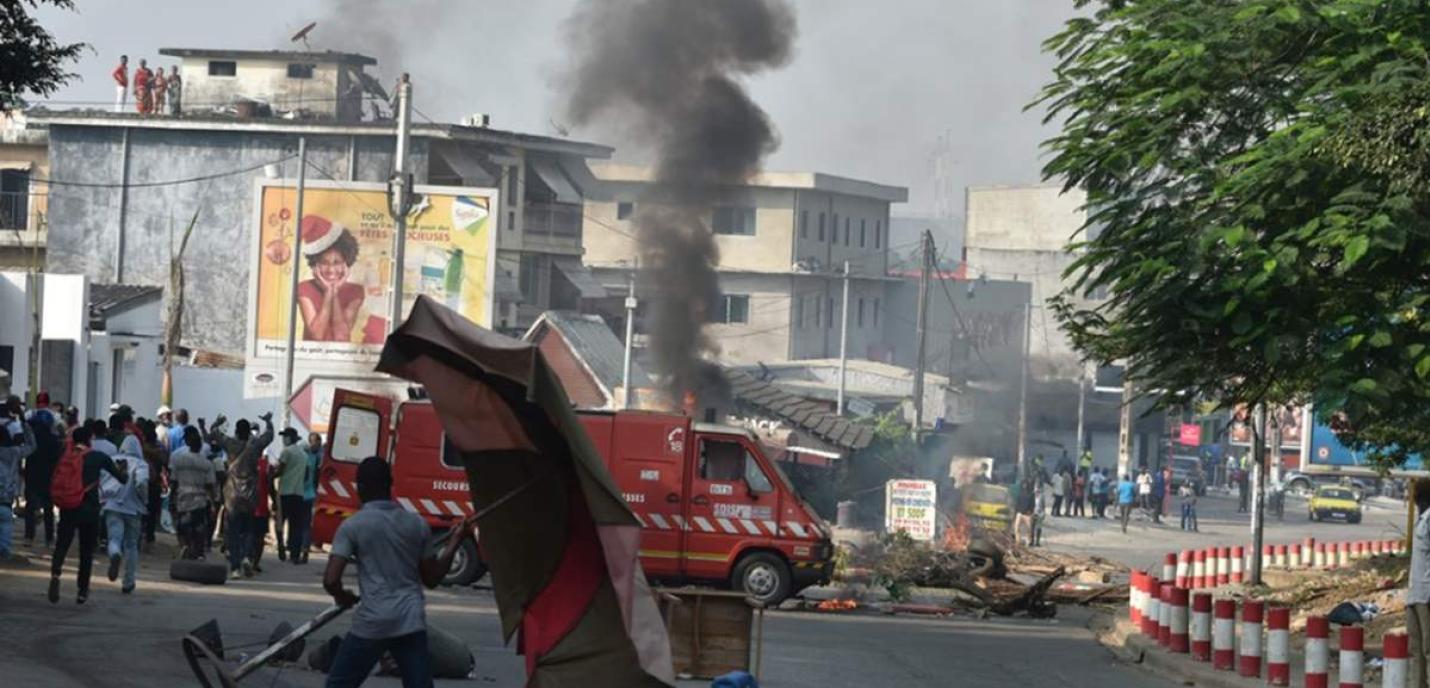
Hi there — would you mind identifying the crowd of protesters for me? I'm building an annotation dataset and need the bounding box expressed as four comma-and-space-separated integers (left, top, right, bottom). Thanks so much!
0, 393, 323, 604
1013, 450, 1207, 545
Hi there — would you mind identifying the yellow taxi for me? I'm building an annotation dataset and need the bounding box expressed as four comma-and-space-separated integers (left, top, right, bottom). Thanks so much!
1309, 485, 1362, 524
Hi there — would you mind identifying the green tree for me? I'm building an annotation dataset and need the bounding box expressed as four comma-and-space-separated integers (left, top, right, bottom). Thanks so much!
1036, 0, 1430, 464
0, 1, 85, 107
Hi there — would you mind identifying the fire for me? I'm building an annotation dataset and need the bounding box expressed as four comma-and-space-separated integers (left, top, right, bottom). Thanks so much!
943, 511, 971, 552
816, 599, 858, 612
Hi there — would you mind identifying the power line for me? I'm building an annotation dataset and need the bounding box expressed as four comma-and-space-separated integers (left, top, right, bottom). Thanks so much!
30, 155, 296, 189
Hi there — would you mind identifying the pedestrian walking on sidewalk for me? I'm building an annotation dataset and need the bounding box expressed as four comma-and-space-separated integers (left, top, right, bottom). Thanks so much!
1071, 469, 1087, 517
1117, 473, 1136, 533
1051, 469, 1067, 517
1178, 481, 1198, 532
1407, 479, 1430, 687
50, 426, 128, 604
101, 433, 150, 594
322, 457, 475, 688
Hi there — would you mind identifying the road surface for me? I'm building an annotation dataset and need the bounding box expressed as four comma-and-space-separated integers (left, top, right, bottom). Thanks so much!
0, 536, 1175, 687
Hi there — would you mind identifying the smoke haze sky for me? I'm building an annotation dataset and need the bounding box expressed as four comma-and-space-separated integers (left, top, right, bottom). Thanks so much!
35, 0, 1072, 224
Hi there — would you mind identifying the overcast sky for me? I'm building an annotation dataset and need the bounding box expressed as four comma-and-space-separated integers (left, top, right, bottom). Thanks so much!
35, 1, 1073, 228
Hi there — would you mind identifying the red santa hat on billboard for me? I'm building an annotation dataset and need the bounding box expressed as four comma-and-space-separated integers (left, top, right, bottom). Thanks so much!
300, 215, 346, 256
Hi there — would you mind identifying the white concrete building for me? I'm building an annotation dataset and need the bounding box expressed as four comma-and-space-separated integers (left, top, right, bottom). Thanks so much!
159, 48, 381, 122
583, 164, 907, 366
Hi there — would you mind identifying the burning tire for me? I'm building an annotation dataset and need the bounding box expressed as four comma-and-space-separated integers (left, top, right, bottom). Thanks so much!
170, 559, 228, 585
733, 552, 791, 606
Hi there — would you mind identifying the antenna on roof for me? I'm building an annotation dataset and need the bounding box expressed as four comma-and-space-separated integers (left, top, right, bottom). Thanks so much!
291, 21, 318, 48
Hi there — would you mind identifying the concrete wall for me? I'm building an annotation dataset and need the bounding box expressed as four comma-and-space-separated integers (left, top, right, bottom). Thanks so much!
45, 125, 425, 354
791, 190, 889, 276
708, 272, 795, 365
965, 185, 1086, 253
40, 273, 88, 411
171, 365, 278, 427
88, 297, 164, 417
0, 272, 33, 395
178, 57, 355, 120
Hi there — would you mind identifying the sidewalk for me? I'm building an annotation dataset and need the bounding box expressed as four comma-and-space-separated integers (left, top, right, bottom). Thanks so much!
1093, 611, 1387, 688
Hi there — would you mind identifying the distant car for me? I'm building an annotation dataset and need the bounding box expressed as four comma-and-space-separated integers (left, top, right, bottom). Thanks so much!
1309, 485, 1362, 523
1169, 456, 1206, 493
1284, 471, 1368, 501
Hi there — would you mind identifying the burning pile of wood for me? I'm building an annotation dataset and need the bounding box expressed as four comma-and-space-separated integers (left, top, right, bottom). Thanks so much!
815, 599, 859, 612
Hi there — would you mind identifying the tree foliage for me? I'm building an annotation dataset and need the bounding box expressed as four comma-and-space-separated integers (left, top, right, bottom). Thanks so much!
0, 0, 84, 107
1036, 0, 1430, 463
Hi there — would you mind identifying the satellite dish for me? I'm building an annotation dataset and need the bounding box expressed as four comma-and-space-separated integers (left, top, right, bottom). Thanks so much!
291, 21, 317, 44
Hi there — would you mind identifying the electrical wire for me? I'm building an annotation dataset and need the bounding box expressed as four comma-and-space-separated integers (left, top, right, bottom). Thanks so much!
29, 154, 296, 189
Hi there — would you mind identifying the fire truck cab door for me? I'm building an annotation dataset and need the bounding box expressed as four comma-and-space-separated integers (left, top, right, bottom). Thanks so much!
684, 434, 781, 581
317, 389, 393, 523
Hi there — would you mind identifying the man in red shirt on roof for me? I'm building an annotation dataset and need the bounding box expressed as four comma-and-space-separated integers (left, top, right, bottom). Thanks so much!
112, 55, 128, 113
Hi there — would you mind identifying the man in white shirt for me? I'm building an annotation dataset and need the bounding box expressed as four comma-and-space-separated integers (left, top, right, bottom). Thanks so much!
1407, 480, 1430, 687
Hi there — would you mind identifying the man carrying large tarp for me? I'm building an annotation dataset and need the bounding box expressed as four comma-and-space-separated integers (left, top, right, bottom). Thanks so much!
376, 295, 674, 687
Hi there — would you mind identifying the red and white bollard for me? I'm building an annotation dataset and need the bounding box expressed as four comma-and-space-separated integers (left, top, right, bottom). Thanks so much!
1339, 626, 1364, 688
1158, 583, 1172, 647
1385, 632, 1408, 688
1265, 606, 1290, 686
1190, 592, 1212, 662
1338, 542, 1350, 568
1130, 570, 1144, 625
1163, 553, 1176, 584
1212, 599, 1236, 671
1304, 537, 1316, 565
1231, 545, 1245, 584
1176, 550, 1191, 589
1305, 616, 1329, 688
1372, 540, 1384, 557
1352, 541, 1364, 561
1143, 576, 1161, 639
1314, 542, 1327, 568
1289, 544, 1302, 569
1193, 550, 1207, 589
1261, 544, 1274, 572
1239, 600, 1264, 678
1217, 547, 1231, 586
1169, 587, 1189, 653
1273, 544, 1287, 569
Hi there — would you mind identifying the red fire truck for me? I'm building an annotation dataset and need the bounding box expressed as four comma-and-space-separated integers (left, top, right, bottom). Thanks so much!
310, 389, 834, 604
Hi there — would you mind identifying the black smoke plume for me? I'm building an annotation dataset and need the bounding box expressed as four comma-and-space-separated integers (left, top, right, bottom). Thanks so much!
561, 0, 797, 403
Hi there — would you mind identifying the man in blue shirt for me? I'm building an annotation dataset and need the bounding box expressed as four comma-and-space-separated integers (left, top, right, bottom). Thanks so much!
168, 408, 193, 453
1117, 474, 1137, 533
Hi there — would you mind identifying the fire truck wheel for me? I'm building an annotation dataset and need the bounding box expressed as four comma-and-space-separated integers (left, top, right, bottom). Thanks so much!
733, 552, 791, 606
169, 559, 229, 585
444, 538, 487, 587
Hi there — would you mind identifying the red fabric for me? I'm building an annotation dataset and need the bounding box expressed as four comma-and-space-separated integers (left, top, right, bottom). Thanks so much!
112, 65, 128, 87
518, 486, 607, 676
254, 458, 272, 517
133, 68, 150, 90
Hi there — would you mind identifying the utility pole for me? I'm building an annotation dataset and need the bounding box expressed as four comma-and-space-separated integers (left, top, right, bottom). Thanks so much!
1074, 369, 1086, 458
387, 73, 414, 333
836, 260, 850, 415
1016, 301, 1032, 472
1117, 377, 1134, 479
280, 137, 309, 429
1249, 403, 1267, 585
911, 231, 933, 439
621, 262, 637, 409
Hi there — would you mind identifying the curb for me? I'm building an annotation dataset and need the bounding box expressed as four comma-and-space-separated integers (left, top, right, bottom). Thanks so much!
1091, 611, 1268, 688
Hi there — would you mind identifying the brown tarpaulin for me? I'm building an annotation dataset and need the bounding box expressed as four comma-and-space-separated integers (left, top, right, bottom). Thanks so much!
377, 296, 673, 687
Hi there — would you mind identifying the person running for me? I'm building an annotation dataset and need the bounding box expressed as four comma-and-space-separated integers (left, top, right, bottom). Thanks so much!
22, 412, 58, 547
170, 426, 216, 559
50, 426, 128, 604
138, 419, 166, 549
1117, 473, 1136, 533
208, 412, 274, 579
277, 428, 311, 564
323, 457, 475, 688
0, 412, 36, 560
101, 434, 150, 594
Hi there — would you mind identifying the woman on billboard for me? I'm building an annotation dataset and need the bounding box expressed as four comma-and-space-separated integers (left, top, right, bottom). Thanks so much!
296, 215, 370, 342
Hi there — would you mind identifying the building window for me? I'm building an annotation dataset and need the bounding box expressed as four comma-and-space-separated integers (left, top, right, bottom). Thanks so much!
814, 297, 822, 328
0, 169, 29, 230
716, 294, 750, 323
860, 219, 867, 248
795, 297, 805, 328
875, 220, 882, 249
818, 212, 826, 241
831, 214, 838, 243
207, 60, 237, 77
799, 210, 808, 238
713, 206, 756, 235
617, 201, 635, 220
844, 217, 850, 246
287, 63, 315, 79
519, 254, 541, 300
827, 297, 834, 329
857, 298, 865, 328
873, 298, 880, 327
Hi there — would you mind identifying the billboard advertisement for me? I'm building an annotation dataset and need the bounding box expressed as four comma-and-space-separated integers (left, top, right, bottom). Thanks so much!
245, 179, 498, 400
1228, 403, 1306, 450
1304, 416, 1427, 476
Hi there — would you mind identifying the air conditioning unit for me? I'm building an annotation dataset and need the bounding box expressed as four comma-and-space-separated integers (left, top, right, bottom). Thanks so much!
461, 113, 491, 128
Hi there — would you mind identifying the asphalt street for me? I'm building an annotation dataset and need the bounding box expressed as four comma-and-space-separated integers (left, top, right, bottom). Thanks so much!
0, 532, 1179, 688
1039, 487, 1407, 571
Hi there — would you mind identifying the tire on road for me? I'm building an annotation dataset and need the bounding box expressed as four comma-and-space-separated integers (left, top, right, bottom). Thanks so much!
169, 559, 228, 585
443, 538, 487, 587
732, 551, 792, 606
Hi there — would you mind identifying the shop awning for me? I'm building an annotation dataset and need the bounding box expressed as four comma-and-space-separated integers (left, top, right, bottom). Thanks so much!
530, 157, 583, 204
435, 147, 500, 187
551, 256, 608, 299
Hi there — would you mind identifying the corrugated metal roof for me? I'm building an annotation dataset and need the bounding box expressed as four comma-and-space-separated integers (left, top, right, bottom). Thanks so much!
725, 368, 876, 451
524, 311, 652, 396
89, 283, 161, 315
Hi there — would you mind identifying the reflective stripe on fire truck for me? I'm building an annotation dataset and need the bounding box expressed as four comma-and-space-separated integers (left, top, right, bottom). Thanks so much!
328, 480, 350, 498
397, 497, 419, 513
717, 518, 739, 534
692, 516, 714, 532
787, 521, 809, 538
648, 513, 671, 530
740, 519, 762, 536
442, 500, 466, 517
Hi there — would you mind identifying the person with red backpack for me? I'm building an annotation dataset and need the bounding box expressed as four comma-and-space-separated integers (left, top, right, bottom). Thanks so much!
49, 425, 128, 604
